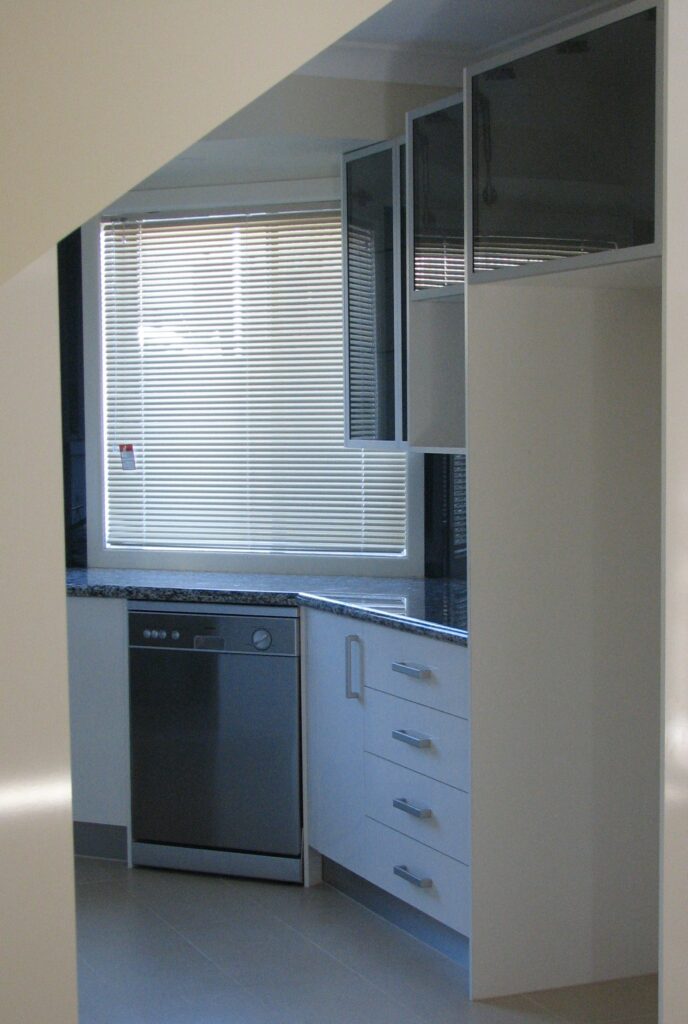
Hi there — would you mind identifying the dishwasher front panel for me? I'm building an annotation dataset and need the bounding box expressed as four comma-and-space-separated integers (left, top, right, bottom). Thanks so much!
130, 647, 301, 859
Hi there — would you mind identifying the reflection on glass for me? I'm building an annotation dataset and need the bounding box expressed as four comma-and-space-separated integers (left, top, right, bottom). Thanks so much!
472, 9, 656, 273
412, 101, 464, 291
346, 148, 395, 440
400, 143, 408, 441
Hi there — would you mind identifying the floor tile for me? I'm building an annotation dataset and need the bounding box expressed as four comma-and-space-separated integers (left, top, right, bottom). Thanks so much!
74, 855, 128, 887
526, 974, 658, 1023
122, 864, 264, 932
74, 860, 657, 1024
76, 879, 249, 1011
244, 880, 476, 1023
182, 909, 426, 1024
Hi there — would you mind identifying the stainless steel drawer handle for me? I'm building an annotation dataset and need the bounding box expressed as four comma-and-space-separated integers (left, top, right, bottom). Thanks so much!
345, 634, 363, 700
394, 864, 432, 888
392, 729, 432, 749
392, 662, 432, 680
393, 797, 432, 819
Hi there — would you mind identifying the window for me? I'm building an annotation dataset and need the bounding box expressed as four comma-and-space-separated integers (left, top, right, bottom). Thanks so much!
95, 207, 417, 570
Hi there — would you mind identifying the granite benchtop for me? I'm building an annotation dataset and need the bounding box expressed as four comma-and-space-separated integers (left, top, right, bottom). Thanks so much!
66, 568, 468, 646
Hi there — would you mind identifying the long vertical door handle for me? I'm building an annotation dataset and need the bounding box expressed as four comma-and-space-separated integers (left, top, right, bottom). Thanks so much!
345, 634, 363, 700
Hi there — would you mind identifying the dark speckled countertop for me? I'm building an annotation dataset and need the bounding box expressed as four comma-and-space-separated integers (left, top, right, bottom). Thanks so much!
66, 568, 468, 645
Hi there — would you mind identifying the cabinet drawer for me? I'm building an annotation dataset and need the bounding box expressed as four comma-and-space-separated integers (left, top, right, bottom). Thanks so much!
362, 818, 471, 935
364, 687, 470, 791
364, 753, 470, 863
363, 622, 469, 717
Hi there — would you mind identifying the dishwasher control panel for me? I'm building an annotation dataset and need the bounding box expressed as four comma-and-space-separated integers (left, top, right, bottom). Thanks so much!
129, 611, 298, 656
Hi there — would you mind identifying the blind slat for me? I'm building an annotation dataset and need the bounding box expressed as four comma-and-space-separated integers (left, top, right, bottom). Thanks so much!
101, 210, 407, 555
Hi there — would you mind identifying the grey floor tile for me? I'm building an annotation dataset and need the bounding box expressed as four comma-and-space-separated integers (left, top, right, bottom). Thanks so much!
182, 909, 426, 1024
74, 855, 128, 887
243, 880, 477, 1024
74, 861, 657, 1024
76, 879, 248, 1011
122, 864, 267, 932
526, 974, 658, 1024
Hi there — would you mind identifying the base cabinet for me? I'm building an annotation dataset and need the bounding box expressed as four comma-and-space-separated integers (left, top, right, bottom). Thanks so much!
304, 609, 366, 876
305, 608, 471, 934
67, 596, 129, 827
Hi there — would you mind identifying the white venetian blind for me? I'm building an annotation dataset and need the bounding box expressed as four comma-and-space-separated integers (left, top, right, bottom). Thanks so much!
100, 209, 407, 555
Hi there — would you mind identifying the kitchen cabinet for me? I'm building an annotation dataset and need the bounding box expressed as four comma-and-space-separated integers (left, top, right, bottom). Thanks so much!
405, 93, 466, 453
343, 98, 466, 453
304, 608, 366, 875
67, 596, 130, 829
343, 139, 406, 447
468, 4, 659, 280
305, 608, 471, 935
407, 94, 464, 299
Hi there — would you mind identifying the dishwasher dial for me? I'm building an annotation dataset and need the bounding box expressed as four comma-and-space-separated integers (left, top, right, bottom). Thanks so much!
252, 628, 272, 651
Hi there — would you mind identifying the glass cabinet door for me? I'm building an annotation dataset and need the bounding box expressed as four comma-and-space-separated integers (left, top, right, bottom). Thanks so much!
399, 142, 408, 442
470, 7, 657, 276
408, 95, 464, 297
344, 141, 401, 445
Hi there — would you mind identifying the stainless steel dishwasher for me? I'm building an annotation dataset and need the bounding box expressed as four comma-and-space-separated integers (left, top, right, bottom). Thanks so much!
128, 603, 302, 882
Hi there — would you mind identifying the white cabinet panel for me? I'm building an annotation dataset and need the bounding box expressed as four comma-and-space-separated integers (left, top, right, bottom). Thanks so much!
364, 621, 469, 717
67, 596, 129, 826
305, 609, 365, 875
364, 752, 470, 863
362, 818, 471, 935
364, 686, 470, 791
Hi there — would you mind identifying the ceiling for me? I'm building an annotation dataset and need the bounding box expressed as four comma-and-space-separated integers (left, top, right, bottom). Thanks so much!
134, 0, 625, 193
345, 0, 619, 48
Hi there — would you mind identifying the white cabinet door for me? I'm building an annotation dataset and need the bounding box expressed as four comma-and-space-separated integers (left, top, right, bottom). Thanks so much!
67, 596, 129, 826
304, 608, 365, 875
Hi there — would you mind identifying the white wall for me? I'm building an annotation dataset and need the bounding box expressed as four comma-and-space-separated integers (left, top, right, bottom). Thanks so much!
467, 265, 661, 999
0, 253, 79, 1024
0, 5, 392, 1021
0, 0, 390, 284
661, 2, 688, 1021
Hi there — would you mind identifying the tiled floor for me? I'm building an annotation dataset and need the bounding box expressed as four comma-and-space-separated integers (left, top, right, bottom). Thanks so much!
75, 857, 657, 1024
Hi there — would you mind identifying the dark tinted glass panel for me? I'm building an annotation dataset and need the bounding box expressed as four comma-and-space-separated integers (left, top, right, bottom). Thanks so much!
424, 453, 467, 580
58, 228, 87, 567
412, 101, 464, 290
472, 9, 656, 273
400, 143, 408, 441
346, 148, 395, 440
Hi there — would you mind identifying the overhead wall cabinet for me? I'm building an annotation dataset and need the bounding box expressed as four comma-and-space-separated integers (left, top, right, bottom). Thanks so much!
406, 93, 466, 454
343, 101, 467, 455
466, 1, 660, 282
407, 94, 464, 299
343, 139, 406, 448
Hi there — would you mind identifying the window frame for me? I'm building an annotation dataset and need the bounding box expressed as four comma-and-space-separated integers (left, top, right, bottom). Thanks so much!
82, 187, 424, 577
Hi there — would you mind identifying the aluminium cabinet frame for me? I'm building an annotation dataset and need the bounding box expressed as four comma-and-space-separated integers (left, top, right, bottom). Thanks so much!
463, 0, 663, 286
406, 91, 465, 303
342, 138, 407, 450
